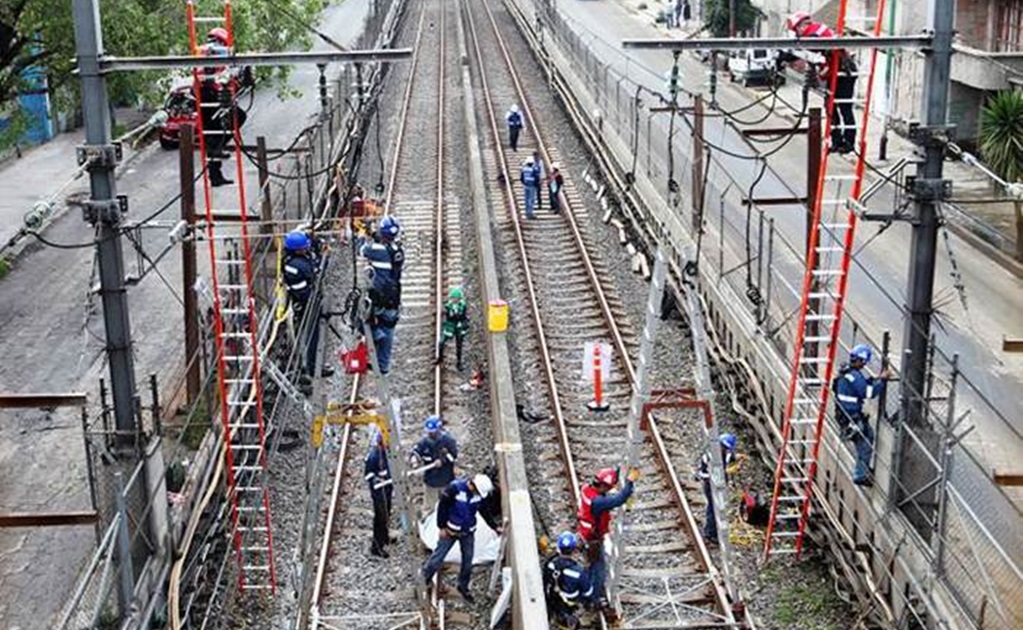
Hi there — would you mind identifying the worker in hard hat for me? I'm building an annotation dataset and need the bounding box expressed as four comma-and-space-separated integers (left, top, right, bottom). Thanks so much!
421, 473, 502, 603
365, 425, 393, 558
784, 11, 859, 154
411, 415, 459, 508
543, 532, 593, 629
576, 466, 640, 609
833, 344, 890, 486
283, 230, 332, 392
436, 286, 470, 371
697, 433, 738, 544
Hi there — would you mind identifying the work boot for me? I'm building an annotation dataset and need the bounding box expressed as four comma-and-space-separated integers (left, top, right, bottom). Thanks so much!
370, 545, 389, 558
209, 161, 234, 187
457, 585, 475, 603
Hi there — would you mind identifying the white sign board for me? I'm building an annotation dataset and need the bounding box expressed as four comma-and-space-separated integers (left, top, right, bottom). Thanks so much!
582, 342, 613, 383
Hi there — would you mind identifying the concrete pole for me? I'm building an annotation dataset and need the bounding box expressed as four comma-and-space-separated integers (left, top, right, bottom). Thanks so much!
73, 0, 139, 451
895, 0, 954, 525
180, 126, 201, 406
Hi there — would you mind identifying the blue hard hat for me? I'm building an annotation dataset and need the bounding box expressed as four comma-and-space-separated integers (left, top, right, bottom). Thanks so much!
424, 415, 442, 432
850, 344, 873, 364
556, 531, 578, 554
379, 216, 401, 239
284, 230, 310, 252
720, 433, 738, 451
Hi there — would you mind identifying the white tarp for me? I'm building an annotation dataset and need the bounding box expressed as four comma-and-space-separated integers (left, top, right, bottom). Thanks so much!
418, 508, 502, 564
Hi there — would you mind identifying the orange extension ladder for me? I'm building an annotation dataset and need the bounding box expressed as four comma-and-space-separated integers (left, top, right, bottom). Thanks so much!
764, 0, 888, 558
187, 1, 276, 592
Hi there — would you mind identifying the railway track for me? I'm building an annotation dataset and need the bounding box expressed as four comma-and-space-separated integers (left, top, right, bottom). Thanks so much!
308, 0, 471, 626
465, 0, 739, 627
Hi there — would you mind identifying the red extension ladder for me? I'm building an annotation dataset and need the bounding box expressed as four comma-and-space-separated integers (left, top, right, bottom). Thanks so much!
187, 1, 277, 592
764, 0, 888, 558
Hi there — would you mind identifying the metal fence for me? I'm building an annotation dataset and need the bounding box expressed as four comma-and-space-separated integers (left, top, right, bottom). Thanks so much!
535, 3, 1022, 628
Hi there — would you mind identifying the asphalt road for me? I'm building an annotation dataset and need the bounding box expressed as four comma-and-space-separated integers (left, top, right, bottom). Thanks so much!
0, 1, 369, 626
556, 0, 1023, 495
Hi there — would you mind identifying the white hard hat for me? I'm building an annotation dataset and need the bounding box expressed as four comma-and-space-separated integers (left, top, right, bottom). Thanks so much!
510, 104, 519, 113
524, 157, 533, 165
472, 473, 494, 498
551, 162, 560, 170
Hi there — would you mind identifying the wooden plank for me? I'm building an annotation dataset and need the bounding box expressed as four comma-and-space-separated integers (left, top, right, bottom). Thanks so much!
0, 392, 87, 409
1002, 337, 1023, 353
625, 540, 690, 554
621, 565, 701, 579
993, 471, 1023, 486
626, 519, 680, 533
0, 511, 98, 527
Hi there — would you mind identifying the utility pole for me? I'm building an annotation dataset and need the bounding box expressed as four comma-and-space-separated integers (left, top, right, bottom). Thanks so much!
894, 0, 954, 526
73, 0, 139, 451
180, 125, 200, 406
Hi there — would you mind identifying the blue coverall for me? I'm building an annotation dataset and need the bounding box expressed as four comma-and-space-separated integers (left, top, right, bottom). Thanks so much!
834, 365, 885, 483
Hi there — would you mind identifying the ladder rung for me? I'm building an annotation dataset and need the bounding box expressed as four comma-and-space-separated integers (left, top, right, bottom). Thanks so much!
804, 336, 830, 343
223, 356, 255, 361
236, 505, 267, 511
770, 532, 802, 538
233, 465, 264, 472
770, 548, 799, 554
216, 259, 247, 265
815, 247, 844, 253
778, 496, 806, 503
228, 399, 256, 406
193, 16, 226, 23
804, 314, 836, 321
823, 223, 851, 229
800, 378, 826, 385
241, 584, 274, 590
230, 444, 264, 451
218, 284, 249, 291
201, 129, 233, 134
244, 546, 271, 552
235, 486, 265, 492
808, 291, 840, 299
781, 477, 809, 484
237, 526, 269, 532
773, 513, 802, 520
825, 174, 857, 181
229, 423, 261, 430
222, 308, 249, 315
220, 332, 250, 339
830, 99, 863, 105
798, 357, 830, 364
224, 379, 256, 384
243, 565, 272, 571
811, 269, 844, 276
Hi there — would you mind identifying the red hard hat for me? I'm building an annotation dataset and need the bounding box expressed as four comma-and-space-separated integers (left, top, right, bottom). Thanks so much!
786, 11, 811, 32
208, 27, 229, 45
594, 468, 618, 486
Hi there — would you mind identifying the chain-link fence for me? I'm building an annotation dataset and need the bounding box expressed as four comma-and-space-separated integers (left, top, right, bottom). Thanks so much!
531, 1, 1022, 627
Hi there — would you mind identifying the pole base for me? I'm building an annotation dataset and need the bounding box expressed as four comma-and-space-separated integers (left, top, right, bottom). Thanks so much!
587, 401, 610, 413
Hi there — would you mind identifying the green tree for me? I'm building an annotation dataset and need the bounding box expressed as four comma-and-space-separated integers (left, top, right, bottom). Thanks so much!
979, 90, 1023, 260
1, 0, 324, 149
703, 0, 762, 38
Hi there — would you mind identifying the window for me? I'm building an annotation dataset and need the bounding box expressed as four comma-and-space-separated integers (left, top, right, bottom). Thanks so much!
997, 0, 1023, 52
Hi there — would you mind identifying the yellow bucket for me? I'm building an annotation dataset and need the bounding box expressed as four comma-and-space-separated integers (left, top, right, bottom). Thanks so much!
488, 299, 509, 332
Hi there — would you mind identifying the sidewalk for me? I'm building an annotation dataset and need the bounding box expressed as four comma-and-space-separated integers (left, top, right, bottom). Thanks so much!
0, 130, 88, 250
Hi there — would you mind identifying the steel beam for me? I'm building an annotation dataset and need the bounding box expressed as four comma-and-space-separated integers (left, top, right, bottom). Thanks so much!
0, 511, 99, 527
622, 35, 932, 52
0, 392, 88, 408
96, 48, 413, 73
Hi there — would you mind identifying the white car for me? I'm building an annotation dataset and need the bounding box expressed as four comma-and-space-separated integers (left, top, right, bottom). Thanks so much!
727, 48, 785, 87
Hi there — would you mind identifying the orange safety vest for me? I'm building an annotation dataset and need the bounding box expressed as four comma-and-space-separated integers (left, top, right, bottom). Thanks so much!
576, 484, 612, 541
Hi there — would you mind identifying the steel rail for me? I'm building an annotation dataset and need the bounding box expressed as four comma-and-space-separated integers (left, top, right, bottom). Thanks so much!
483, 0, 636, 388
432, 1, 448, 416
464, 0, 581, 508
490, 0, 740, 624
